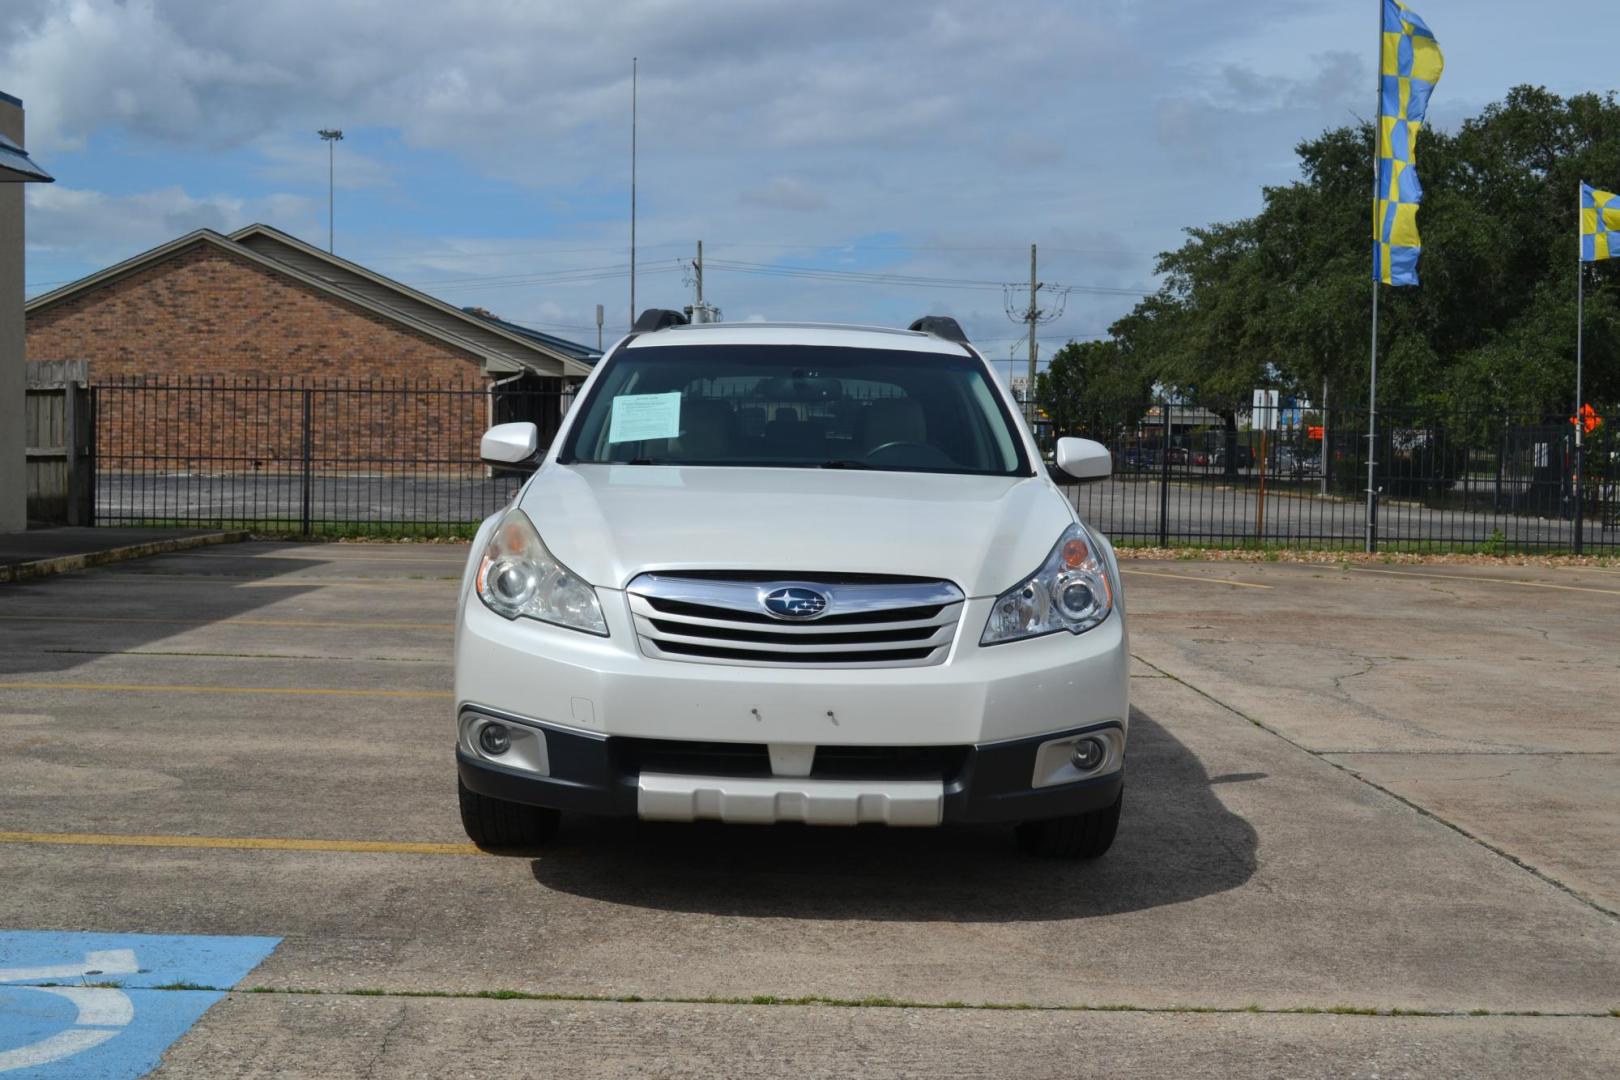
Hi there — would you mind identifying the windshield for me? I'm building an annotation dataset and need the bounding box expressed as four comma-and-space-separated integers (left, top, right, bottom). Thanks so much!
558, 344, 1030, 476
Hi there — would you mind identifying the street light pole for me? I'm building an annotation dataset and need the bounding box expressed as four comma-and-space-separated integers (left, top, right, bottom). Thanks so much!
317, 128, 343, 253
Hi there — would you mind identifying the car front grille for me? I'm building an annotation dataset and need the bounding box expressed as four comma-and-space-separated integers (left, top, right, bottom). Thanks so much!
625, 573, 965, 668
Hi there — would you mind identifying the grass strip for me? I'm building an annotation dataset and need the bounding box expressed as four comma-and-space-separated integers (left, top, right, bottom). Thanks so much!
218, 985, 1620, 1019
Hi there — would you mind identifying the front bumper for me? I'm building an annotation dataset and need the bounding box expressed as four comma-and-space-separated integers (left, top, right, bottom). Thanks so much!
457, 708, 1124, 826
455, 586, 1129, 748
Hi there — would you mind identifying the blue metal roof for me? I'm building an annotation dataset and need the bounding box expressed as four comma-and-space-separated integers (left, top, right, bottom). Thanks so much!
461, 308, 600, 365
0, 131, 52, 183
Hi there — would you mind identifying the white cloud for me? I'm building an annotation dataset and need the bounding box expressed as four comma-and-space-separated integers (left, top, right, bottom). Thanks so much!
249, 134, 394, 190
24, 184, 316, 270
738, 176, 827, 213
9, 0, 1599, 343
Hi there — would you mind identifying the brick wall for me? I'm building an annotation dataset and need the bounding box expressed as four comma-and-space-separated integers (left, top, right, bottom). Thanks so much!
27, 241, 495, 474
27, 241, 484, 380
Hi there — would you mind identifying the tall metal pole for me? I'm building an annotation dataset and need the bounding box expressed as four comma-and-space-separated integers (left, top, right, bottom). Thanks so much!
1575, 188, 1585, 553
630, 57, 637, 328
1365, 0, 1383, 553
696, 239, 703, 305
1367, 290, 1380, 552
1321, 376, 1330, 496
317, 129, 343, 254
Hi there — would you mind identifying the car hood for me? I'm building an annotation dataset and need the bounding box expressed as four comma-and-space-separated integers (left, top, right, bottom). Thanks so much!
517, 464, 1076, 597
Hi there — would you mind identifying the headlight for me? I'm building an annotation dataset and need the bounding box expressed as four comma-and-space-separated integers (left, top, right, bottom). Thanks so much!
981, 523, 1113, 645
475, 508, 608, 636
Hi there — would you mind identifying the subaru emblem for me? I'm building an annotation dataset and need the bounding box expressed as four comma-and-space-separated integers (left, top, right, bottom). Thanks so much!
762, 586, 829, 620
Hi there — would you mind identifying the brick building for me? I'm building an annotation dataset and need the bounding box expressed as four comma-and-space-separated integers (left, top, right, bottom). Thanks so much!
24, 224, 598, 474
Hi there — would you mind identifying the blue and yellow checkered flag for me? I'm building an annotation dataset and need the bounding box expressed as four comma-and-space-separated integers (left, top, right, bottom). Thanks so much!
1581, 183, 1620, 261
1375, 0, 1444, 286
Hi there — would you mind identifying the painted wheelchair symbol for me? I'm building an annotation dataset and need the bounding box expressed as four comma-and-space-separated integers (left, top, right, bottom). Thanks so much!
0, 949, 138, 1073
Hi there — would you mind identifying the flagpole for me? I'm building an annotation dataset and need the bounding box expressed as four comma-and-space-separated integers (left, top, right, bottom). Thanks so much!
1574, 182, 1585, 553
1366, 0, 1384, 554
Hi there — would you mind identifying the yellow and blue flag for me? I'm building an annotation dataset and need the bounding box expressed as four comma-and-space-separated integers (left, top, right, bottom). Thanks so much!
1375, 0, 1444, 286
1581, 184, 1620, 261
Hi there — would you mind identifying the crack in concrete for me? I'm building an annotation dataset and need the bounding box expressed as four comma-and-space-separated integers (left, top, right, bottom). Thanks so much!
1130, 652, 1620, 923
1330, 656, 1377, 691
1318, 651, 1522, 753
362, 1000, 411, 1079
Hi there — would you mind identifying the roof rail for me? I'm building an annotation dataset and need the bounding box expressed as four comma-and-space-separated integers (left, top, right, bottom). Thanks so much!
907, 316, 969, 344
633, 308, 690, 332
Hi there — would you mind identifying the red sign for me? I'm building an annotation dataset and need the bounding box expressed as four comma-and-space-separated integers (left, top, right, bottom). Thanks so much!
1571, 404, 1602, 435
1307, 425, 1325, 441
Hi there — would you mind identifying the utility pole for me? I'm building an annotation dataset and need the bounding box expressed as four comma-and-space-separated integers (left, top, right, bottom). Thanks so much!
317, 129, 342, 253
629, 57, 637, 328
1026, 243, 1041, 396
595, 304, 604, 352
1002, 244, 1067, 418
683, 240, 720, 323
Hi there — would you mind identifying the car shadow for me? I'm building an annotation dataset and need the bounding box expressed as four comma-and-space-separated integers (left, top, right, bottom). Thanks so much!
528, 709, 1257, 922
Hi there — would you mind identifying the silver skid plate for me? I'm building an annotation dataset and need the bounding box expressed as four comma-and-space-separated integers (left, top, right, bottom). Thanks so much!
636, 773, 944, 826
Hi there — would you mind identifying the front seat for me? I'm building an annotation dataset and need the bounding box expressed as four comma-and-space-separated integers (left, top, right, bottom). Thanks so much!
670, 398, 736, 461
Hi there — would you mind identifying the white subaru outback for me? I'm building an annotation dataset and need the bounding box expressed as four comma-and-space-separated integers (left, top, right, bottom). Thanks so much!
454, 312, 1128, 857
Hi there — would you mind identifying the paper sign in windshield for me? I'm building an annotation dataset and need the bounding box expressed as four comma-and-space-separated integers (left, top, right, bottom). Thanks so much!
608, 392, 682, 443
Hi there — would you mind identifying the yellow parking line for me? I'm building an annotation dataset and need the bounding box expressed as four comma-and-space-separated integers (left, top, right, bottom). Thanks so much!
1120, 569, 1272, 590
0, 681, 452, 699
1348, 566, 1620, 597
0, 615, 452, 630
0, 830, 482, 856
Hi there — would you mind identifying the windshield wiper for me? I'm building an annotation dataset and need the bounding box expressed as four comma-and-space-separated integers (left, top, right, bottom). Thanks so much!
624, 457, 664, 465
818, 459, 874, 470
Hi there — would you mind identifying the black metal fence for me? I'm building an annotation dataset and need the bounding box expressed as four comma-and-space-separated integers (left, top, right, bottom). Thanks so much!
92, 378, 568, 535
1044, 401, 1618, 553
90, 378, 1619, 551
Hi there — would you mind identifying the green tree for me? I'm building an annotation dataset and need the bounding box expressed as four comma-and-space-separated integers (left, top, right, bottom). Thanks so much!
1110, 86, 1620, 418
1034, 339, 1153, 441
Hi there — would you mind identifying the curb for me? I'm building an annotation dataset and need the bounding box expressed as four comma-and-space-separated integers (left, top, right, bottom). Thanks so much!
0, 531, 250, 585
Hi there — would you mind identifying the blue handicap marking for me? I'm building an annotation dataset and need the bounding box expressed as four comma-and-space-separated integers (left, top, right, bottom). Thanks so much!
0, 930, 279, 1078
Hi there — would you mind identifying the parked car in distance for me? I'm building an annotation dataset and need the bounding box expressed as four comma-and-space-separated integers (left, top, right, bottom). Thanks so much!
1120, 447, 1159, 470
1212, 446, 1254, 468
455, 311, 1130, 859
1166, 447, 1189, 465
1277, 447, 1321, 476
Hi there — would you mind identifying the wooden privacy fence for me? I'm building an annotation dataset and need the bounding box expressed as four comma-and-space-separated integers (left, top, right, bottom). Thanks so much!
24, 359, 92, 525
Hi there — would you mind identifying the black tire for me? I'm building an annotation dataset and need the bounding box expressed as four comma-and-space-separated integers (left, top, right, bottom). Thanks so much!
458, 778, 560, 848
1015, 790, 1122, 859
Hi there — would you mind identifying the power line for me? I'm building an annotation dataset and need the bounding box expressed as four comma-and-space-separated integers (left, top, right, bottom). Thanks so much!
705, 257, 1144, 297
348, 238, 1157, 263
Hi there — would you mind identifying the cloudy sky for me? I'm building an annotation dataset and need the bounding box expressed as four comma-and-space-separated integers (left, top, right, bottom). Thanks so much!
6, 0, 1614, 372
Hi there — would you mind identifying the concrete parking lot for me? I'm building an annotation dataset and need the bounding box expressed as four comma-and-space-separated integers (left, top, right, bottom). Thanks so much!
1, 543, 1616, 1077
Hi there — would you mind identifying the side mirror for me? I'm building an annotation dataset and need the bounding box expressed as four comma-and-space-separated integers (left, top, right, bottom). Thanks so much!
1055, 437, 1111, 481
481, 422, 539, 465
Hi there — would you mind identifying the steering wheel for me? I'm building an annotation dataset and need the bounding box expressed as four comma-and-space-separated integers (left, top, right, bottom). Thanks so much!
862, 441, 956, 468
864, 440, 932, 458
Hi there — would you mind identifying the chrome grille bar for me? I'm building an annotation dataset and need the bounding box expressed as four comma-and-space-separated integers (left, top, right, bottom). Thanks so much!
626, 574, 964, 669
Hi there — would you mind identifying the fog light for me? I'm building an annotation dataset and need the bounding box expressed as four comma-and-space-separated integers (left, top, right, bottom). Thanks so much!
1071, 737, 1105, 772
478, 722, 511, 756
